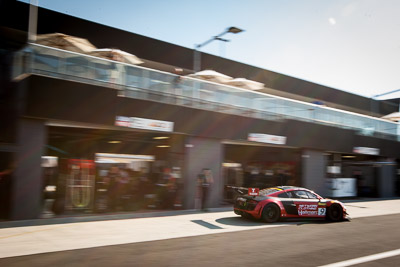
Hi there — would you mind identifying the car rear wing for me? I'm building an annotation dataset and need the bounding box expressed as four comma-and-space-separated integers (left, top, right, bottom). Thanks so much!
226, 186, 249, 195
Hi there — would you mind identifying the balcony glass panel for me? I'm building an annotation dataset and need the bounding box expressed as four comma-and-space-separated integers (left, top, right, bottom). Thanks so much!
33, 54, 59, 72
125, 65, 143, 88
65, 57, 91, 79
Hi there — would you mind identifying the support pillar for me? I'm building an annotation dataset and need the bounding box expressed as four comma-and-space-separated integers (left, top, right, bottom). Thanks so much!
301, 150, 327, 196
378, 160, 396, 198
183, 137, 223, 209
10, 118, 46, 220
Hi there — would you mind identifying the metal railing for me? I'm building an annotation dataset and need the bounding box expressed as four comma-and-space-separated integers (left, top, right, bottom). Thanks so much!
12, 43, 400, 141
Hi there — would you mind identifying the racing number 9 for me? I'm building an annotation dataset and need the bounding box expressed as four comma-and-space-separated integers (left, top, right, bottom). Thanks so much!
318, 208, 326, 216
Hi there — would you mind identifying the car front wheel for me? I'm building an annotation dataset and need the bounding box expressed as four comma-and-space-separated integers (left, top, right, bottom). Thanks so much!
262, 203, 281, 223
326, 204, 343, 222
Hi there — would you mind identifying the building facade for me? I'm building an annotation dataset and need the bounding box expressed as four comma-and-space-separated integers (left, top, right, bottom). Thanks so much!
1, 1, 399, 220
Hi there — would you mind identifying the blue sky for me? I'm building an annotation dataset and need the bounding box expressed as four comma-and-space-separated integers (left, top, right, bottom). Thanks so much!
22, 0, 400, 99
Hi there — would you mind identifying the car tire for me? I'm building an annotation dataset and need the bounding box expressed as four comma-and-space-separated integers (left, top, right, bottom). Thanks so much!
262, 203, 281, 223
326, 204, 343, 222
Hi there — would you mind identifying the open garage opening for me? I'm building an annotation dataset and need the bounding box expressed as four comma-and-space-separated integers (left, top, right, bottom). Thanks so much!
41, 126, 184, 217
222, 143, 302, 203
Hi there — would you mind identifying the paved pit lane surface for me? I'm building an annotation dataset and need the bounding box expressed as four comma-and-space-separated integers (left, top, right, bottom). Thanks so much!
0, 198, 399, 261
1, 213, 400, 267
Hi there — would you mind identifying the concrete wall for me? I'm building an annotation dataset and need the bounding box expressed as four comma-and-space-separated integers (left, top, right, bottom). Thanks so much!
183, 137, 223, 209
302, 150, 327, 196
11, 118, 46, 220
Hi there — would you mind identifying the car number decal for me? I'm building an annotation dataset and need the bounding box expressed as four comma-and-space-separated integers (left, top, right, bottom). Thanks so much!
318, 207, 326, 216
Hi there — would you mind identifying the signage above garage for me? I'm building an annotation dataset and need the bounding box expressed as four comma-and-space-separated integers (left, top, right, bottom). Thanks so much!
353, 146, 380, 155
115, 116, 174, 132
248, 133, 287, 145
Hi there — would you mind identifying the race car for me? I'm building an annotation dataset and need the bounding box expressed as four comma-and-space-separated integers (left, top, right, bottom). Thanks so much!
233, 186, 348, 223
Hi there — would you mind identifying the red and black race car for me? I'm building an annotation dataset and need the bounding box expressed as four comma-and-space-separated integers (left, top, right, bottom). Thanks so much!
233, 186, 348, 222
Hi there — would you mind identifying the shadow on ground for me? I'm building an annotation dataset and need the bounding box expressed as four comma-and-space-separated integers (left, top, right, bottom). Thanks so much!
216, 216, 350, 227
216, 216, 297, 227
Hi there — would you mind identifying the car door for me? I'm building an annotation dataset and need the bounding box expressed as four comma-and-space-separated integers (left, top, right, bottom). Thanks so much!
278, 191, 298, 215
291, 190, 320, 217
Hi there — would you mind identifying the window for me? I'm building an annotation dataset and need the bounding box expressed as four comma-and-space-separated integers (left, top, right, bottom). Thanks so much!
94, 62, 112, 81
126, 66, 142, 87
292, 190, 309, 199
278, 192, 290, 198
34, 54, 59, 71
66, 57, 89, 75
305, 191, 319, 199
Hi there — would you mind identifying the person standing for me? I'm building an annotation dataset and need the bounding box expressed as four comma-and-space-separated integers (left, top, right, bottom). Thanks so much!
166, 170, 177, 209
171, 68, 183, 103
172, 68, 183, 89
107, 165, 121, 211
198, 168, 214, 211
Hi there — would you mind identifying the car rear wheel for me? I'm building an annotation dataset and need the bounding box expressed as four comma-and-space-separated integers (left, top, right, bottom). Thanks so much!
326, 204, 343, 222
262, 204, 280, 223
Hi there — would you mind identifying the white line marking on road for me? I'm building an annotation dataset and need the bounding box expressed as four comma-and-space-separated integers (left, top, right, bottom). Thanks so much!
319, 248, 400, 267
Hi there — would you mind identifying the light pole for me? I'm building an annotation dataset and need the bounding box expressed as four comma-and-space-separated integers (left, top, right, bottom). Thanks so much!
28, 0, 39, 42
193, 26, 244, 72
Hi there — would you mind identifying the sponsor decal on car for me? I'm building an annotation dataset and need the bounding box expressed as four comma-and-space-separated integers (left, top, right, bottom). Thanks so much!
248, 188, 259, 196
298, 204, 318, 215
270, 187, 283, 191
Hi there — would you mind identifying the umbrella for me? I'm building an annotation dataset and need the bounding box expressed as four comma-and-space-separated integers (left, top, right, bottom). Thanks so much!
224, 78, 264, 90
381, 112, 400, 122
87, 48, 143, 65
188, 70, 233, 83
35, 33, 97, 53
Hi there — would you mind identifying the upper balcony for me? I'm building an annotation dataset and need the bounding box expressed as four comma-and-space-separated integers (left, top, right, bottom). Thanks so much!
12, 43, 399, 141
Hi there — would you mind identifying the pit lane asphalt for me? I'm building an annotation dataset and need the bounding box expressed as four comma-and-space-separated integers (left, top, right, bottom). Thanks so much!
1, 199, 400, 266
1, 213, 400, 267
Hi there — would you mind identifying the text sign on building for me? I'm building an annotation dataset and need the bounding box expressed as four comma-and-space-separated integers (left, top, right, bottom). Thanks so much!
248, 188, 259, 196
248, 133, 287, 145
353, 147, 379, 156
115, 116, 174, 132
